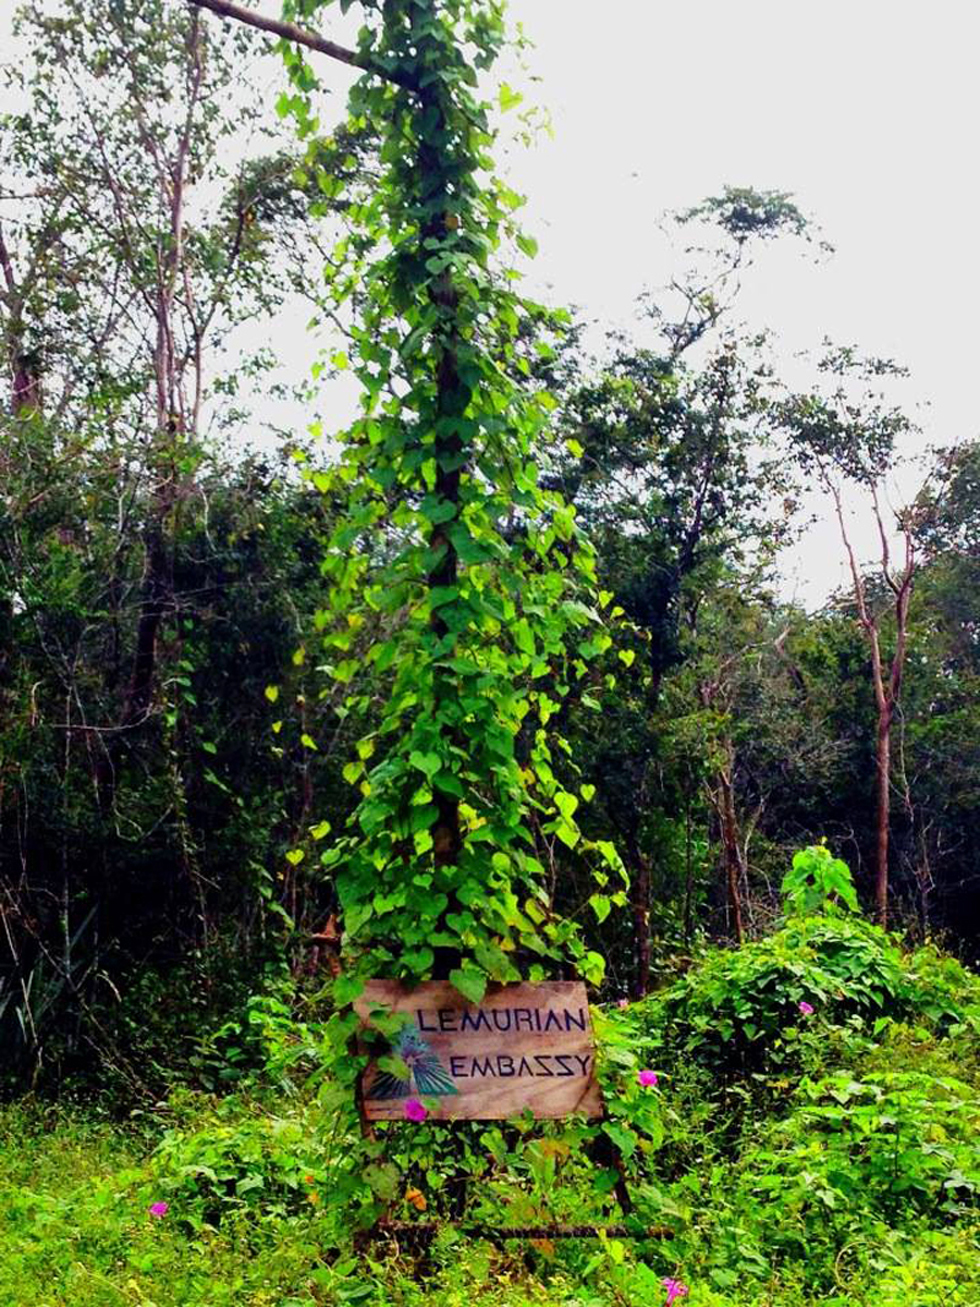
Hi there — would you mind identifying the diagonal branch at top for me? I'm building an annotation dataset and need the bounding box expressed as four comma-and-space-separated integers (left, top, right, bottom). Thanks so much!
186, 0, 419, 91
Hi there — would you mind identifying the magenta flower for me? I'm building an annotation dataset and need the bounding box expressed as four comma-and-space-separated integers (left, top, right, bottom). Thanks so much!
637, 1069, 658, 1087
662, 1277, 689, 1306
148, 1201, 169, 1218
617, 998, 630, 1009
404, 1098, 427, 1122
798, 1000, 815, 1016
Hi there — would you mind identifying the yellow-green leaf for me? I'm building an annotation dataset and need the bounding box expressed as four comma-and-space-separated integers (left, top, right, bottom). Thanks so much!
498, 82, 522, 113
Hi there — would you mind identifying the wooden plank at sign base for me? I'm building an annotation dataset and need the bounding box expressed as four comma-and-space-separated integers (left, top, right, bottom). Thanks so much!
355, 980, 603, 1121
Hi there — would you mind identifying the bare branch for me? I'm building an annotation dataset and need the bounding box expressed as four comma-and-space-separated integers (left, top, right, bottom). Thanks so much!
870, 483, 900, 596
888, 521, 916, 706
827, 473, 870, 629
773, 626, 807, 696
0, 220, 17, 299
187, 0, 419, 90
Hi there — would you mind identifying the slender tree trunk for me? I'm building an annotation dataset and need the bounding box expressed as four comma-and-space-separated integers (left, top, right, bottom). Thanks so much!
827, 477, 915, 930
716, 749, 745, 945
627, 832, 651, 997
125, 520, 172, 728
0, 224, 43, 416
683, 788, 694, 946
11, 354, 42, 415
874, 708, 892, 927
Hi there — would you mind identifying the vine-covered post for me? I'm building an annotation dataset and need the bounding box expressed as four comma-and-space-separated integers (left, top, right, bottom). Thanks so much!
406, 0, 467, 928
256, 0, 624, 1004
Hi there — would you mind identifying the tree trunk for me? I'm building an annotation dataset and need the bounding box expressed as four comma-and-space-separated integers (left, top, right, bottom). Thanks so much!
825, 478, 915, 930
124, 518, 172, 730
717, 749, 745, 945
683, 790, 695, 946
629, 840, 651, 998
12, 353, 42, 414
874, 708, 891, 927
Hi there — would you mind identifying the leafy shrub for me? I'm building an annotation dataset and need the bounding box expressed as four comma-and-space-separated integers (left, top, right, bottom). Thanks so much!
640, 848, 970, 1081
603, 848, 980, 1299
649, 911, 908, 1076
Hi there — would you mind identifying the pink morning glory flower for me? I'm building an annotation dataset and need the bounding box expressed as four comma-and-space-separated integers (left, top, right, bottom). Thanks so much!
637, 1069, 658, 1087
148, 1201, 169, 1218
798, 1000, 815, 1016
662, 1277, 689, 1305
404, 1098, 427, 1122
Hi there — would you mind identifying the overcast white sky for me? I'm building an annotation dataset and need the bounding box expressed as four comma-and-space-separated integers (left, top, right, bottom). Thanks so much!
506, 0, 979, 381
4, 1, 977, 606
496, 1, 980, 605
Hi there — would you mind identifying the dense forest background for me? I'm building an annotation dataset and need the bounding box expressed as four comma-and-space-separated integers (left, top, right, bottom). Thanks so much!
2, 0, 980, 1102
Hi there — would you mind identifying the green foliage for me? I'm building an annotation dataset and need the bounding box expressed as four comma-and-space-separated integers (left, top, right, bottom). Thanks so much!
781, 843, 859, 916
0, 428, 353, 1093
0, 1100, 346, 1307
5, 0, 980, 1104
0, 0, 375, 1094
678, 186, 811, 246
754, 1068, 980, 1226
589, 857, 980, 1301
150, 1094, 346, 1228
775, 345, 915, 485
4, 1, 980, 1300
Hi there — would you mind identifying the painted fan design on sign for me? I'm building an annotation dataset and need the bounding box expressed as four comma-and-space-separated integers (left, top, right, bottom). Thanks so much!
369, 1027, 459, 1099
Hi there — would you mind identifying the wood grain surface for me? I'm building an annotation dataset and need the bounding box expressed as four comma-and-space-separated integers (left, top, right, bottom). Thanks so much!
355, 980, 603, 1121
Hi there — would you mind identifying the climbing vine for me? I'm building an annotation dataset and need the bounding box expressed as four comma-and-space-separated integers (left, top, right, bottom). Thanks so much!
279, 0, 625, 1002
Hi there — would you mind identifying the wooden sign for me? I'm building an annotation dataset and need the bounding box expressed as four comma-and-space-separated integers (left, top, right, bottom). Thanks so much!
355, 980, 602, 1121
